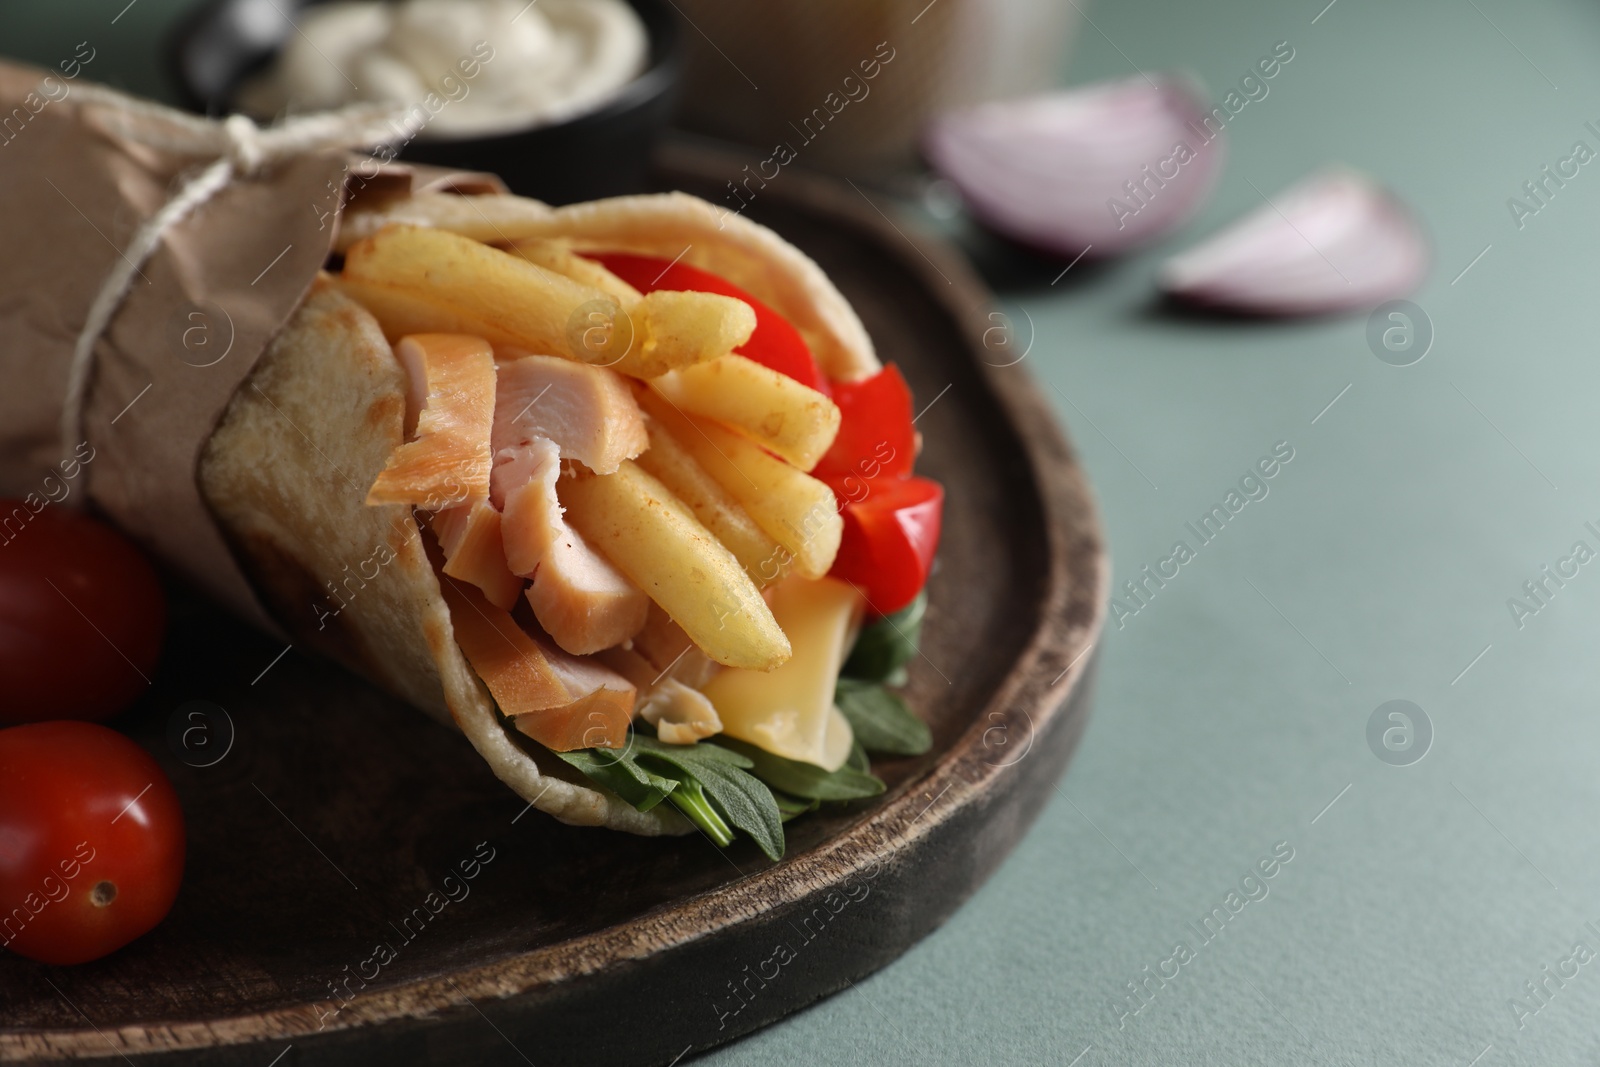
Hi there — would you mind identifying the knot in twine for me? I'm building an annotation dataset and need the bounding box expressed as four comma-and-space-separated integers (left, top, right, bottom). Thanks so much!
56, 83, 408, 465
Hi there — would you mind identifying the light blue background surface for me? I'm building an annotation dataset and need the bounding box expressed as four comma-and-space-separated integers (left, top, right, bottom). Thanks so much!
9, 1, 1600, 1063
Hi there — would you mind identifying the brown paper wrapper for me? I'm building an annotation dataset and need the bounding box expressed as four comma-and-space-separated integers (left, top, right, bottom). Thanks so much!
0, 61, 502, 629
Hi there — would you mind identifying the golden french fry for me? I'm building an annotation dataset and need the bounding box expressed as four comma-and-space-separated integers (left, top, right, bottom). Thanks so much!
559, 461, 790, 671
633, 413, 786, 586
329, 275, 520, 347
637, 389, 841, 580
509, 238, 641, 302
341, 225, 753, 377
650, 355, 840, 470
344, 224, 637, 369
635, 289, 755, 377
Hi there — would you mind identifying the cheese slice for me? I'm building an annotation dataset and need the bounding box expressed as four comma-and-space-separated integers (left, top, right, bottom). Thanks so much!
820, 705, 854, 772
701, 575, 863, 770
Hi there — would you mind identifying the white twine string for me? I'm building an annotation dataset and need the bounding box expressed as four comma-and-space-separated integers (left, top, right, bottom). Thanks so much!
56, 83, 408, 464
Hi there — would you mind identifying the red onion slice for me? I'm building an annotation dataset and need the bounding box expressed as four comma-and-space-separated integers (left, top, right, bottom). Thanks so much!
1160, 168, 1429, 315
924, 75, 1225, 258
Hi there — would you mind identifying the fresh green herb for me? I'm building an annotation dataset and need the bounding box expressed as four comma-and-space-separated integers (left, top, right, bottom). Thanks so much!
842, 591, 926, 682
664, 776, 735, 846
549, 732, 786, 859
631, 735, 786, 861
836, 679, 933, 757
552, 746, 678, 812
845, 739, 871, 774
715, 737, 886, 802
772, 791, 822, 822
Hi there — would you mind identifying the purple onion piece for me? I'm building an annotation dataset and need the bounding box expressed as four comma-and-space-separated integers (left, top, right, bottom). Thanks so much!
924, 74, 1226, 259
1160, 168, 1429, 316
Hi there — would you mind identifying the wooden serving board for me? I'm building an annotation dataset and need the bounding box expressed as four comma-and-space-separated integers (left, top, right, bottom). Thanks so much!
0, 146, 1107, 1065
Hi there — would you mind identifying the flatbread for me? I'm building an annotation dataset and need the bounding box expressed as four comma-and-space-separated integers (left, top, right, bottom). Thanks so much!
199, 278, 688, 835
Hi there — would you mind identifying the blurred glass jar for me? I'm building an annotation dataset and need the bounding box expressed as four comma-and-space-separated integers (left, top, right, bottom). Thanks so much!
672, 0, 1077, 179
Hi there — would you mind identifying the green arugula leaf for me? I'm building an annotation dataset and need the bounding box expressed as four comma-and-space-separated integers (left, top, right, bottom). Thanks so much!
772, 790, 822, 822
664, 777, 735, 846
845, 739, 871, 774
553, 745, 678, 812
632, 735, 786, 861
835, 679, 933, 757
714, 737, 886, 802
842, 590, 926, 682
633, 733, 754, 767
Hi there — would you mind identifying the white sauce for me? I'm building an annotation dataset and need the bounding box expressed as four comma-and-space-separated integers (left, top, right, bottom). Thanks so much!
239, 0, 648, 136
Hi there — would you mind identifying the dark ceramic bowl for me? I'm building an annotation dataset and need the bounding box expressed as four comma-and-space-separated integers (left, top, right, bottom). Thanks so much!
169, 0, 682, 204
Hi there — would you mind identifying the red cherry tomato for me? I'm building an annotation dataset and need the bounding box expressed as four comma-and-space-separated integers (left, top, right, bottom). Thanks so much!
585, 252, 827, 391
829, 476, 944, 616
0, 502, 166, 723
0, 721, 185, 965
813, 364, 917, 484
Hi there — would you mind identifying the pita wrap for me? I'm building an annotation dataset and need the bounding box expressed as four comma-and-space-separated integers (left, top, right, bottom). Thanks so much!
200, 276, 687, 834
0, 52, 883, 840
199, 191, 877, 836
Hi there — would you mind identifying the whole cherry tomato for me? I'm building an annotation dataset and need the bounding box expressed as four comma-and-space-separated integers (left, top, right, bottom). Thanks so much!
585, 252, 827, 391
0, 721, 185, 965
0, 502, 166, 723
830, 476, 944, 616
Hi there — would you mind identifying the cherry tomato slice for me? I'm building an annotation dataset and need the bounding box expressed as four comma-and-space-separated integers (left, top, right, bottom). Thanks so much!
829, 476, 944, 616
0, 721, 185, 965
0, 502, 166, 724
812, 364, 916, 484
585, 252, 827, 391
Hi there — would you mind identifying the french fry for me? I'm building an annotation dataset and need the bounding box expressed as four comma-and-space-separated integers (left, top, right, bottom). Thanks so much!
344, 223, 591, 348
637, 389, 842, 580
633, 413, 786, 586
559, 461, 791, 671
329, 275, 520, 347
650, 354, 840, 470
509, 238, 641, 302
635, 289, 756, 377
341, 225, 754, 377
